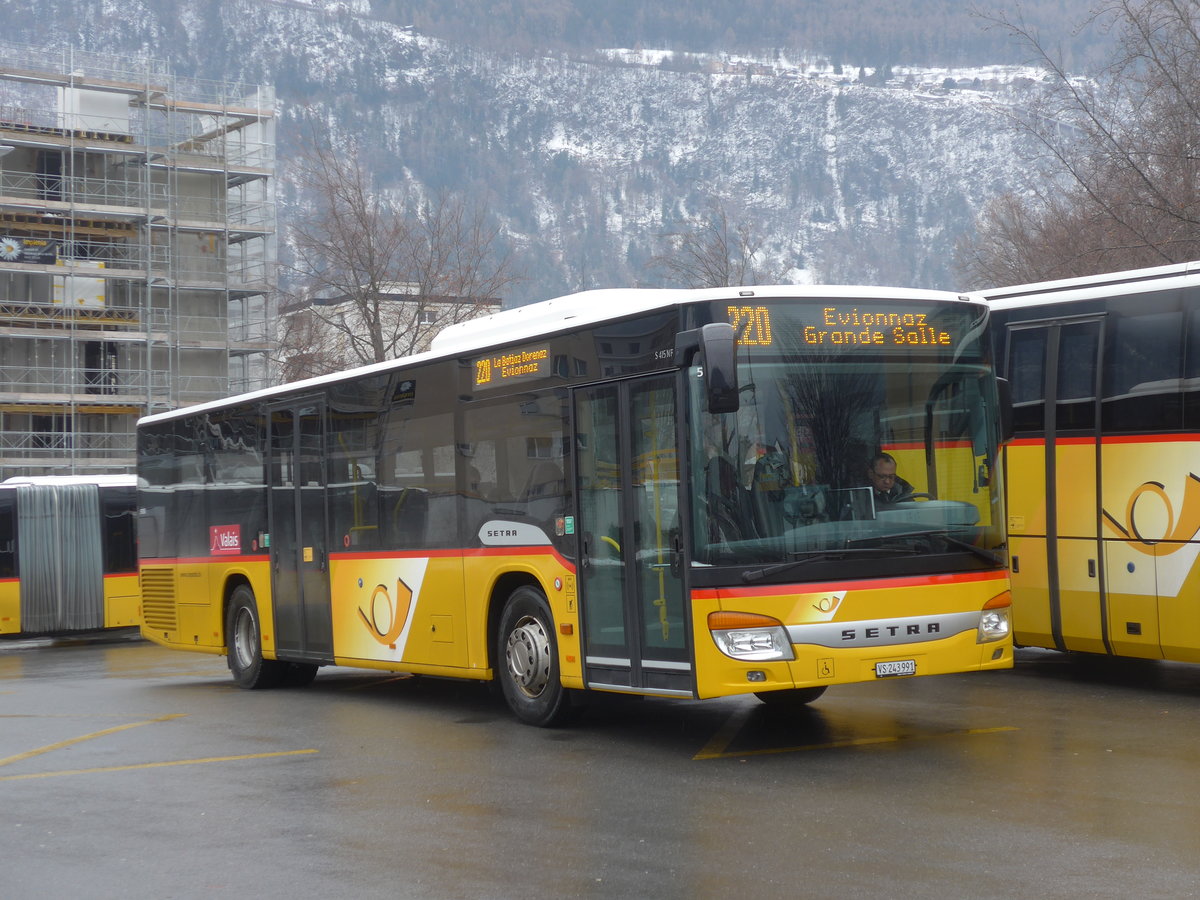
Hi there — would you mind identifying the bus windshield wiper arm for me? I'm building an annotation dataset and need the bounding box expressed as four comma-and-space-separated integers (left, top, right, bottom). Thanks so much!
846, 530, 1005, 565
741, 549, 909, 584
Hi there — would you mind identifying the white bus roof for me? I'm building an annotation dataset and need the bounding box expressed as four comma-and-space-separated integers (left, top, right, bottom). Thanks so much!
980, 260, 1200, 310
2, 474, 137, 487
140, 283, 981, 427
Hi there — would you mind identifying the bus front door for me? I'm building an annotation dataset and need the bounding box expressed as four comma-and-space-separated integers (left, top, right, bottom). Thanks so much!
268, 399, 334, 662
574, 375, 692, 697
1006, 317, 1107, 654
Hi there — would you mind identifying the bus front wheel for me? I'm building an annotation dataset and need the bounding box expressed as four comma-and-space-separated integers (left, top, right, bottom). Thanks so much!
226, 585, 286, 690
497, 585, 573, 727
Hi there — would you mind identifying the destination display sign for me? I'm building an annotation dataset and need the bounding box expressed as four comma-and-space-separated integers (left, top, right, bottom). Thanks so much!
724, 301, 974, 353
473, 344, 552, 389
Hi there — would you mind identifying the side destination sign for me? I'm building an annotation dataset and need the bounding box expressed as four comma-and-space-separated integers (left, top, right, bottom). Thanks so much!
474, 344, 551, 389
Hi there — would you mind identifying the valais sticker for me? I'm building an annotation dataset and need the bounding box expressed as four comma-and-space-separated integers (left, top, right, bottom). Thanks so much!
210, 524, 241, 555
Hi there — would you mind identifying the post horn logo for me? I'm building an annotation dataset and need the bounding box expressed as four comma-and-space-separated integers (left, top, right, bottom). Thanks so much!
358, 577, 413, 649
1102, 473, 1200, 556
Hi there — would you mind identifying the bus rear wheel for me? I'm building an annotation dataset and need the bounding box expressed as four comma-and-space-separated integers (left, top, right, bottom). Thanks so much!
226, 585, 286, 690
754, 686, 827, 707
497, 585, 573, 727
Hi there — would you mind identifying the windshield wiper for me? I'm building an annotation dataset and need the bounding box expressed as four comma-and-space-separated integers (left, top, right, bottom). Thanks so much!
741, 548, 910, 584
846, 530, 1005, 565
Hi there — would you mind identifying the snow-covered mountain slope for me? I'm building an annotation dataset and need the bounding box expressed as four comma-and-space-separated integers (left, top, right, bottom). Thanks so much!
1, 0, 1046, 301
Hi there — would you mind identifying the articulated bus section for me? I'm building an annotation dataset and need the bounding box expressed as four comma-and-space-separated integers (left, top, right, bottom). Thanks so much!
0, 477, 138, 637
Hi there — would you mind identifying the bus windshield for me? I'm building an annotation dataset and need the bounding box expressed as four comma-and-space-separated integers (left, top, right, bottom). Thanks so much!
688, 304, 1005, 579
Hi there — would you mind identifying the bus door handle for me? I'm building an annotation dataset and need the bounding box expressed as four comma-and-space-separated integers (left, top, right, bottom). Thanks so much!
670, 533, 683, 577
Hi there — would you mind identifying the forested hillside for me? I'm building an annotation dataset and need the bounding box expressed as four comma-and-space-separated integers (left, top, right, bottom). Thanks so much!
0, 0, 1095, 300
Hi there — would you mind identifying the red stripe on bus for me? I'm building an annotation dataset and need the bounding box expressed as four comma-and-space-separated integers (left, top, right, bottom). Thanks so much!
145, 547, 577, 570
1007, 433, 1200, 448
691, 568, 1007, 600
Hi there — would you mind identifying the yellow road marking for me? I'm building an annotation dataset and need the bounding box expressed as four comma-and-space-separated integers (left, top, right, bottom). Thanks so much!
694, 715, 1017, 760
693, 705, 755, 760
0, 749, 319, 781
0, 714, 186, 768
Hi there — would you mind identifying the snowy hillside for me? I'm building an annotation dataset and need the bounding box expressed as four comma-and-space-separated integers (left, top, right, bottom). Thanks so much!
0, 0, 1053, 302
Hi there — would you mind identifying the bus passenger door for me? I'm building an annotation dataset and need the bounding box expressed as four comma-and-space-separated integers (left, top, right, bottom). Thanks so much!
268, 399, 334, 662
1006, 317, 1107, 654
574, 375, 692, 696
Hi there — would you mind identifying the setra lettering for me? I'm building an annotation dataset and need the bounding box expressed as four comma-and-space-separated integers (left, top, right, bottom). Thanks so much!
841, 622, 941, 641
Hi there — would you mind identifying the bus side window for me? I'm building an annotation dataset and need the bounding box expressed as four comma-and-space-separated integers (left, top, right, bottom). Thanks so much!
378, 409, 456, 549
462, 396, 567, 537
1185, 303, 1200, 430
327, 408, 380, 551
100, 489, 137, 575
0, 496, 14, 579
1007, 328, 1046, 434
1103, 308, 1183, 432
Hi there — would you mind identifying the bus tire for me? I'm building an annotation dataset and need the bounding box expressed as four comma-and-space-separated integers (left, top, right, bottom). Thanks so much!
226, 584, 286, 690
754, 686, 827, 707
497, 585, 573, 727
282, 662, 319, 687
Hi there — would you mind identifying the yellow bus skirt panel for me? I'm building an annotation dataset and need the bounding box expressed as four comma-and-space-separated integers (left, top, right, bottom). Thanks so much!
329, 547, 583, 686
1007, 535, 1054, 649
0, 578, 18, 634
691, 571, 1012, 699
139, 559, 272, 655
103, 573, 141, 628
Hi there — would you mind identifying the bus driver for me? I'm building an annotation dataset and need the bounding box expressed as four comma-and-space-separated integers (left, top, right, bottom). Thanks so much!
866, 452, 913, 505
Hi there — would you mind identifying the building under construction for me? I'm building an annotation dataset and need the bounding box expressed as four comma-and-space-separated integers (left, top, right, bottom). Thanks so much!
0, 43, 276, 478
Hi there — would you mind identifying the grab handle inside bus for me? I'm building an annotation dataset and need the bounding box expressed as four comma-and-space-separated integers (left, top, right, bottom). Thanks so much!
675, 322, 740, 414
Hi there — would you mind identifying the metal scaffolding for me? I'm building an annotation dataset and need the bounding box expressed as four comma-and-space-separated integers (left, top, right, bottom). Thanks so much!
0, 42, 277, 477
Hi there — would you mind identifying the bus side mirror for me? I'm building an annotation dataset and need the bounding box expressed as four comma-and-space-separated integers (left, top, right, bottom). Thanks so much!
996, 377, 1014, 443
675, 322, 740, 414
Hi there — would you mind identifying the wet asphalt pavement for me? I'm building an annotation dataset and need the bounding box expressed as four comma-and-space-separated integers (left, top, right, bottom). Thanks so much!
2, 637, 1198, 899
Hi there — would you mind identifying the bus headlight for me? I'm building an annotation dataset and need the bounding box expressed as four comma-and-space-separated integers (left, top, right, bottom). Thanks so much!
708, 611, 795, 661
977, 592, 1012, 643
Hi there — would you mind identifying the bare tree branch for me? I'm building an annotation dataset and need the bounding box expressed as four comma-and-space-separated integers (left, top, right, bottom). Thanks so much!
275, 133, 522, 379
959, 0, 1200, 287
647, 202, 780, 288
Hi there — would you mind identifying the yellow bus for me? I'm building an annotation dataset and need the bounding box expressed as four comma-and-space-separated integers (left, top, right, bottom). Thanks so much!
0, 475, 139, 637
984, 260, 1200, 662
137, 286, 1012, 725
